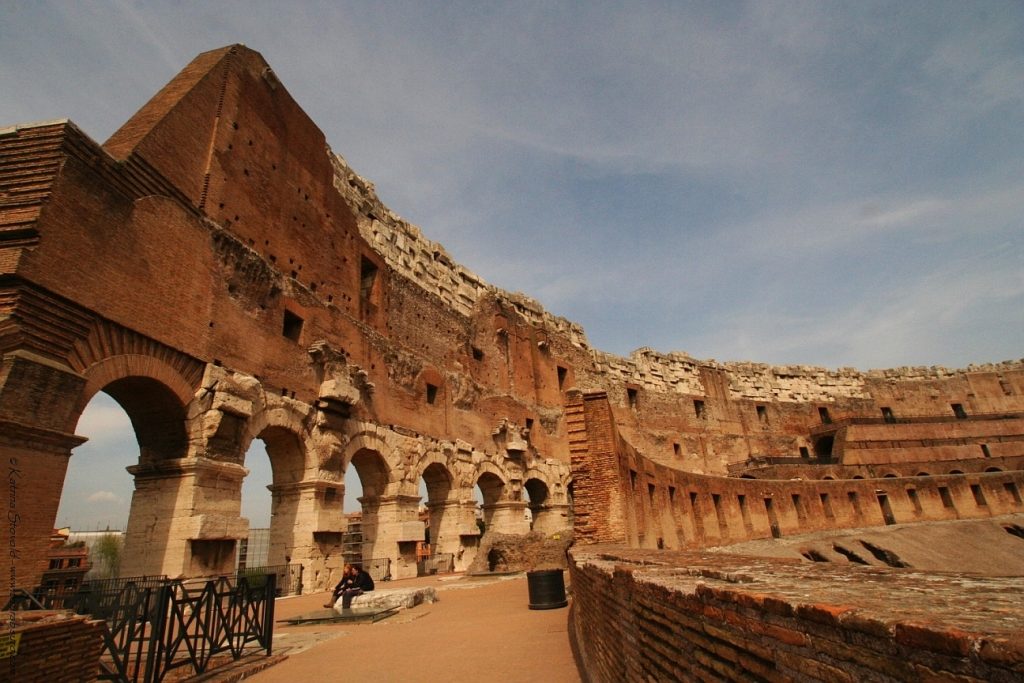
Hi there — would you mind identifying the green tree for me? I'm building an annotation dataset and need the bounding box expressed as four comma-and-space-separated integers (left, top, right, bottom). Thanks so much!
93, 534, 122, 579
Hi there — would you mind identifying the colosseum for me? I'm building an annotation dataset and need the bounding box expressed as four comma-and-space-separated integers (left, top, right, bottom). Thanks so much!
2, 45, 1022, 680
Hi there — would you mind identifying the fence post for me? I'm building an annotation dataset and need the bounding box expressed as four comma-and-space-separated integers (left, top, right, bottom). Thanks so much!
264, 572, 276, 656
143, 584, 172, 683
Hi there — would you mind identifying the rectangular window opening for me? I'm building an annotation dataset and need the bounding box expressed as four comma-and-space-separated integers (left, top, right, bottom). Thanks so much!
282, 310, 304, 342
877, 494, 896, 525
939, 486, 955, 509
648, 483, 656, 504
673, 442, 681, 457
557, 366, 568, 389
818, 407, 832, 424
881, 407, 895, 423
693, 399, 706, 419
819, 492, 834, 519
359, 256, 378, 318
471, 346, 484, 361
791, 493, 806, 523
799, 446, 810, 459
981, 444, 992, 458
907, 488, 922, 514
951, 403, 967, 419
1003, 482, 1022, 504
627, 387, 638, 410
668, 486, 676, 503
970, 484, 988, 507
848, 491, 862, 518
426, 383, 438, 405
629, 470, 638, 490
756, 405, 768, 424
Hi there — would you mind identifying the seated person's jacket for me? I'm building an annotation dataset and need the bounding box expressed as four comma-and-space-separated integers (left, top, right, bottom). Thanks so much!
354, 570, 374, 592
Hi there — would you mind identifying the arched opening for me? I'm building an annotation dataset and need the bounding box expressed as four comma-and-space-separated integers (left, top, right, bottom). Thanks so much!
69, 378, 189, 579
985, 467, 1004, 473
916, 472, 931, 477
883, 473, 897, 478
237, 440, 273, 570
524, 478, 550, 532
813, 436, 834, 459
949, 469, 964, 475
345, 449, 391, 572
58, 393, 135, 586
475, 472, 506, 534
419, 462, 456, 574
245, 427, 305, 571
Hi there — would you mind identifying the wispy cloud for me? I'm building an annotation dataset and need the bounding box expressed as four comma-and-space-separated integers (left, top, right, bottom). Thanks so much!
86, 491, 120, 504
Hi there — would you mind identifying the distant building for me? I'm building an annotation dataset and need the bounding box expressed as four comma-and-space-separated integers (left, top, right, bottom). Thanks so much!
40, 528, 91, 597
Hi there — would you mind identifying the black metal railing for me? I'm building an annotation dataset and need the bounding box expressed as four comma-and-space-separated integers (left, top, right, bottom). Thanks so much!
6, 572, 276, 683
236, 563, 302, 596
417, 553, 454, 576
363, 557, 392, 582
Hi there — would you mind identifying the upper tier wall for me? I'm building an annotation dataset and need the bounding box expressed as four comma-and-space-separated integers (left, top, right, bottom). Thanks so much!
327, 153, 1023, 404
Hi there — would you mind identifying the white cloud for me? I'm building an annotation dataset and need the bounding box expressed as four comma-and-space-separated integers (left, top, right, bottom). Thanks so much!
86, 491, 120, 504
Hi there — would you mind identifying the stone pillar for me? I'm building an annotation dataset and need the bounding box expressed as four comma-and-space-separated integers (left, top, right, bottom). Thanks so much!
530, 502, 572, 535
455, 499, 482, 572
360, 493, 422, 580
0, 352, 87, 603
265, 480, 346, 593
122, 457, 248, 578
426, 498, 464, 565
484, 500, 531, 535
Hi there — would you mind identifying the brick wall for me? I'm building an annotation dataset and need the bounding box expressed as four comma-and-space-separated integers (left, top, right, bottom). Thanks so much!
570, 546, 1024, 682
1, 611, 104, 682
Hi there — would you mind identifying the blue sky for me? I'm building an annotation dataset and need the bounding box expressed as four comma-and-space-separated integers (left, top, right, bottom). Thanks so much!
5, 2, 1021, 530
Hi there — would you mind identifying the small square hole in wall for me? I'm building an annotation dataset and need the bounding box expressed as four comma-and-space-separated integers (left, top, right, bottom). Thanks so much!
282, 310, 303, 342
525, 418, 534, 431
426, 383, 438, 404
472, 346, 484, 361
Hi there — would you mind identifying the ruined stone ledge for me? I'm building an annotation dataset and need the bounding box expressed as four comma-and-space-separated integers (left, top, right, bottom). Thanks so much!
570, 544, 1024, 682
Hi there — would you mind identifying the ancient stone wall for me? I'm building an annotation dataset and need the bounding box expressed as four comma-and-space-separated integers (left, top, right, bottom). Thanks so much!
569, 546, 1024, 682
1, 43, 1021, 601
2, 611, 104, 682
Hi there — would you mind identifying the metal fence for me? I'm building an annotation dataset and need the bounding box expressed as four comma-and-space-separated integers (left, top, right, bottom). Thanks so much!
237, 563, 302, 596
6, 572, 276, 683
363, 557, 392, 582
417, 553, 454, 577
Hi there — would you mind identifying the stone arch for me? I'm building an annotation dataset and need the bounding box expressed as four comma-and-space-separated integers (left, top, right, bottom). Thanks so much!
77, 355, 194, 463
985, 467, 1003, 473
523, 468, 567, 533
74, 356, 201, 578
474, 465, 508, 533
949, 469, 965, 475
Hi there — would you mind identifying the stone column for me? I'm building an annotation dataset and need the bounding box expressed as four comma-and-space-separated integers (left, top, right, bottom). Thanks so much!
530, 502, 573, 535
360, 493, 422, 580
122, 457, 248, 578
483, 500, 531, 535
0, 352, 87, 603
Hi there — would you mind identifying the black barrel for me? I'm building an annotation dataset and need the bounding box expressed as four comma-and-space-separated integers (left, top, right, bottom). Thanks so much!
526, 569, 567, 610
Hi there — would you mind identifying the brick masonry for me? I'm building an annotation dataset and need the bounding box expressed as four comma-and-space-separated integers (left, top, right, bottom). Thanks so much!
570, 546, 1024, 682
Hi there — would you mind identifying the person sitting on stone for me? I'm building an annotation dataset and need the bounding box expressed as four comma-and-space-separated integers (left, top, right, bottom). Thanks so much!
324, 564, 355, 608
339, 563, 375, 609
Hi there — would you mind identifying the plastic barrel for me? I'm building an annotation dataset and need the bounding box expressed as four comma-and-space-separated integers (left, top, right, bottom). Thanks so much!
527, 569, 568, 610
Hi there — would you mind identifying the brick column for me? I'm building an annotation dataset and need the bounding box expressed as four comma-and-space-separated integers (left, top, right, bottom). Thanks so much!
568, 390, 629, 544
0, 352, 87, 603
